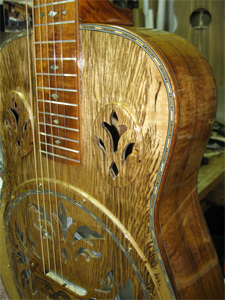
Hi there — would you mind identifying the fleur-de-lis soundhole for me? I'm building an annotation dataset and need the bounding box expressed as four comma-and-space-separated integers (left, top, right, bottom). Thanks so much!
93, 104, 144, 187
3, 91, 33, 157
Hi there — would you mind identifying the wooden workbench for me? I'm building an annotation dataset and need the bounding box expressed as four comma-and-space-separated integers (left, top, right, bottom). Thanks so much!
197, 151, 225, 211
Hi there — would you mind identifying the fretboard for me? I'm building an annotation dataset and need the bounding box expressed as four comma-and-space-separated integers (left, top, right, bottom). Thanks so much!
33, 0, 81, 166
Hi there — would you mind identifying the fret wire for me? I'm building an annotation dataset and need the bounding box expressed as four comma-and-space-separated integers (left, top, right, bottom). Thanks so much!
37, 87, 77, 92
40, 142, 79, 153
38, 111, 78, 120
34, 0, 75, 8
40, 150, 80, 163
39, 122, 79, 132
35, 40, 76, 44
34, 21, 75, 27
36, 58, 76, 60
37, 73, 77, 77
38, 99, 78, 106
39, 132, 79, 143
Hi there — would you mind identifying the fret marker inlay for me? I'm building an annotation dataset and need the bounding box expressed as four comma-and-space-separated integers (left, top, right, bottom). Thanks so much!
39, 12, 44, 19
47, 10, 58, 18
51, 93, 60, 100
50, 64, 59, 71
53, 119, 60, 125
55, 140, 61, 145
61, 10, 68, 16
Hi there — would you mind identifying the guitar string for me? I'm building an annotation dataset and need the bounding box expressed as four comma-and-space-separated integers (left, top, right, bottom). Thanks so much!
50, 0, 64, 278
25, 2, 42, 295
58, 0, 70, 281
72, 0, 81, 286
38, 0, 52, 275
31, 0, 46, 275
44, 0, 57, 275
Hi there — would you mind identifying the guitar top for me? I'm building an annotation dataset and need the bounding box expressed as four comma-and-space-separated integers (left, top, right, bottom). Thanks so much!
0, 1, 224, 299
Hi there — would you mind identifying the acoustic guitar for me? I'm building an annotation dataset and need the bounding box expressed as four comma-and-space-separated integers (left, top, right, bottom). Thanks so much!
0, 0, 224, 299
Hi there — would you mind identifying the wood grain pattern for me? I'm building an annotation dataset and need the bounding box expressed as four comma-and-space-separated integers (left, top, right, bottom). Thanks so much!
79, 0, 133, 25
0, 24, 224, 300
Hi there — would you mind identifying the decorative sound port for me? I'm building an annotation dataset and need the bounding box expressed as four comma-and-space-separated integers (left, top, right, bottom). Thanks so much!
73, 225, 104, 246
52, 202, 74, 240
93, 103, 144, 187
4, 118, 12, 132
102, 110, 127, 153
21, 269, 31, 289
95, 270, 115, 293
76, 248, 103, 261
122, 143, 135, 166
61, 248, 69, 264
3, 92, 33, 157
94, 136, 106, 157
23, 121, 28, 134
190, 8, 211, 29
116, 278, 134, 300
109, 161, 119, 180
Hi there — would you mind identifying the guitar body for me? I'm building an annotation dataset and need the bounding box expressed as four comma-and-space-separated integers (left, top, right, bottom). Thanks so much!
0, 25, 224, 300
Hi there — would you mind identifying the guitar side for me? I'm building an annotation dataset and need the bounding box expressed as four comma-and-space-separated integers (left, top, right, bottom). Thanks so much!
0, 26, 224, 300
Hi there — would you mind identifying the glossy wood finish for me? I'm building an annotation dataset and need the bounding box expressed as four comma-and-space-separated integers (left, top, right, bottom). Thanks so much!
79, 0, 133, 25
134, 29, 224, 299
0, 26, 224, 300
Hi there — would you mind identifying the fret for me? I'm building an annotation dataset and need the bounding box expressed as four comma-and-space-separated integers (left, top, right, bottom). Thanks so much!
39, 124, 79, 141
34, 0, 75, 8
37, 90, 79, 104
36, 58, 76, 60
35, 41, 76, 58
37, 74, 77, 89
35, 40, 76, 44
39, 111, 78, 120
40, 142, 79, 153
37, 73, 77, 77
39, 132, 79, 143
40, 151, 80, 164
38, 102, 79, 119
38, 100, 78, 106
37, 87, 77, 92
34, 21, 75, 27
36, 60, 77, 74
39, 122, 79, 132
35, 24, 77, 42
39, 112, 78, 120
38, 113, 79, 128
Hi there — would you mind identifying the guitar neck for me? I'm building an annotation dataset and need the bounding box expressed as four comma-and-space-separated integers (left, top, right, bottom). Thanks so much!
33, 0, 82, 166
